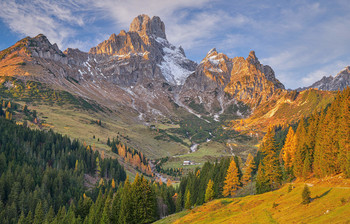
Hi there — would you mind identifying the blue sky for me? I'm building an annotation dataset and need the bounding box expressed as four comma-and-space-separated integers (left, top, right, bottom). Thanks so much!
0, 0, 349, 89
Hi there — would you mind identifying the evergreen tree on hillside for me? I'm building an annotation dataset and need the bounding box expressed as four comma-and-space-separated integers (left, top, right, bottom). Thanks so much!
223, 158, 240, 197
175, 191, 183, 212
256, 162, 269, 194
293, 119, 308, 177
301, 185, 311, 204
132, 174, 157, 223
33, 202, 44, 224
205, 179, 215, 202
257, 127, 282, 192
119, 177, 133, 223
184, 190, 191, 209
242, 153, 255, 186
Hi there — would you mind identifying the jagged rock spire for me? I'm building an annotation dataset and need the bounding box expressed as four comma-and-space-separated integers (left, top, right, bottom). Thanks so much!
129, 14, 166, 39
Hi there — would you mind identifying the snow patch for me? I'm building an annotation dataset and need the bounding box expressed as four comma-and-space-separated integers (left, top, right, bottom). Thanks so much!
158, 46, 194, 85
156, 37, 194, 85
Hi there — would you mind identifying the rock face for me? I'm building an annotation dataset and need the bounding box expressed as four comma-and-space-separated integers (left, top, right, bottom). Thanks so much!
300, 66, 350, 91
89, 14, 196, 85
179, 49, 285, 118
129, 14, 166, 39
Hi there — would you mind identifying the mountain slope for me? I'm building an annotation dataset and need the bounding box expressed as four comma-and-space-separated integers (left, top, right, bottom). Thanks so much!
156, 180, 350, 224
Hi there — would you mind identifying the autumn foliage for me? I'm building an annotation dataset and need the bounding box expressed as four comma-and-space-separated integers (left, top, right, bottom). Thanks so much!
109, 138, 153, 176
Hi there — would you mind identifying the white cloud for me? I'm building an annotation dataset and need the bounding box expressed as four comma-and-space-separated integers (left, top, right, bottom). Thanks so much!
91, 0, 211, 27
0, 0, 86, 49
302, 61, 349, 86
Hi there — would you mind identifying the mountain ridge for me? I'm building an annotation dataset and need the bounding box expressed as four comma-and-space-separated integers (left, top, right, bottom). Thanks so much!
0, 14, 344, 133
298, 66, 350, 91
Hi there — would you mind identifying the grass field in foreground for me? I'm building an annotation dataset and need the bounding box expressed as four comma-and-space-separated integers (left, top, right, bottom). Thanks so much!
155, 178, 350, 224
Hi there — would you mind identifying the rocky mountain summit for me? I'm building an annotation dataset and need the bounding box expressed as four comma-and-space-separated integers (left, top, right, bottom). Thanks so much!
300, 66, 350, 91
1, 14, 332, 129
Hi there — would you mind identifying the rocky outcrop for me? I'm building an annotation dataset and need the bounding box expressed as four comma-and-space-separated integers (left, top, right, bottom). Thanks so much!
28, 34, 68, 64
300, 66, 350, 91
129, 14, 166, 39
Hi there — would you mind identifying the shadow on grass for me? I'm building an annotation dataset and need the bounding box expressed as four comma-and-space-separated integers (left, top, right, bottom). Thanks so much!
311, 188, 332, 202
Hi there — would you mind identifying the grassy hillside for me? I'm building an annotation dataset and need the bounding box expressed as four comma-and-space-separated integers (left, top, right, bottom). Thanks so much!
156, 178, 350, 224
231, 89, 335, 134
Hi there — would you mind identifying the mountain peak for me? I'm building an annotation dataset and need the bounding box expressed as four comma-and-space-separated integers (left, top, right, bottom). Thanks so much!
246, 50, 259, 64
129, 14, 166, 39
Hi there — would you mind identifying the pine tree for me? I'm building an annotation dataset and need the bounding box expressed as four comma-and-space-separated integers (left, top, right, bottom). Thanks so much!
25, 210, 33, 224
242, 153, 255, 186
205, 179, 215, 202
18, 211, 25, 224
131, 174, 157, 223
223, 158, 240, 197
100, 194, 112, 224
45, 206, 55, 224
258, 127, 282, 191
111, 186, 122, 223
119, 176, 133, 224
175, 191, 183, 212
256, 162, 269, 194
302, 152, 312, 179
293, 119, 308, 177
184, 190, 191, 209
302, 185, 311, 204
96, 157, 101, 177
34, 202, 44, 224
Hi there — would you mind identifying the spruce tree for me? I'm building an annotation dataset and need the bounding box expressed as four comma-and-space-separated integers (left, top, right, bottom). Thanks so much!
119, 176, 133, 224
302, 185, 311, 204
33, 202, 44, 224
259, 127, 282, 191
302, 152, 312, 179
293, 119, 307, 177
184, 190, 191, 209
175, 192, 183, 212
256, 162, 269, 194
242, 153, 255, 186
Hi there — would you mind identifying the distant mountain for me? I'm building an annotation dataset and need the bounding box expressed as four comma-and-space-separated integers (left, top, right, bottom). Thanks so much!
298, 66, 350, 91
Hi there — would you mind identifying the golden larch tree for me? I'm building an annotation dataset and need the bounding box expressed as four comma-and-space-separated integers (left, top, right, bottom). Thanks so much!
282, 127, 296, 169
223, 158, 240, 197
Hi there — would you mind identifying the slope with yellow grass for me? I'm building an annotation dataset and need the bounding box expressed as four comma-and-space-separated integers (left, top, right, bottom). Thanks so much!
156, 177, 350, 224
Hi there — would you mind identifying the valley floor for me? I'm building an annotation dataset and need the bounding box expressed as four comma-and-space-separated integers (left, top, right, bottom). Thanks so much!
155, 177, 350, 224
